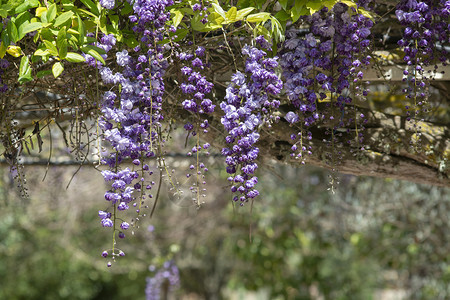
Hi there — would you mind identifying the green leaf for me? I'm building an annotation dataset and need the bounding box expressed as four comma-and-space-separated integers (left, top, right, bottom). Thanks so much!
18, 56, 33, 84
7, 20, 18, 43
47, 3, 57, 23
67, 28, 79, 36
180, 7, 194, 15
56, 27, 66, 49
291, 0, 307, 22
191, 14, 222, 32
208, 12, 225, 26
52, 62, 64, 78
279, 0, 289, 10
84, 36, 97, 44
80, 0, 100, 16
6, 45, 22, 57
306, 0, 325, 14
172, 28, 188, 42
0, 4, 12, 18
124, 37, 138, 48
81, 46, 105, 65
254, 0, 267, 9
1, 30, 9, 50
211, 3, 227, 20
36, 70, 52, 78
40, 10, 48, 23
274, 10, 291, 22
0, 41, 7, 59
19, 22, 42, 38
40, 27, 53, 40
254, 24, 270, 37
358, 7, 377, 20
246, 12, 271, 23
98, 14, 107, 34
67, 38, 79, 49
322, 0, 338, 10
77, 14, 85, 44
15, 11, 32, 40
34, 48, 50, 56
35, 7, 47, 18
236, 7, 255, 20
270, 16, 284, 43
15, 0, 39, 14
339, 0, 357, 8
76, 8, 99, 19
81, 44, 106, 55
65, 52, 85, 63
17, 22, 29, 41
61, 0, 75, 10
54, 11, 74, 27
190, 14, 206, 31
120, 2, 132, 16
109, 14, 119, 30
225, 7, 237, 23
43, 40, 58, 56
170, 9, 183, 28
58, 39, 68, 59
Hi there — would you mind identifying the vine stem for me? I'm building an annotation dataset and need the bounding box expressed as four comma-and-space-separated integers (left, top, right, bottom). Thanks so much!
196, 127, 201, 207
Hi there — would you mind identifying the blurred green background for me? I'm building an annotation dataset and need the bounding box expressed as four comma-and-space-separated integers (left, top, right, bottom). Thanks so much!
0, 161, 449, 300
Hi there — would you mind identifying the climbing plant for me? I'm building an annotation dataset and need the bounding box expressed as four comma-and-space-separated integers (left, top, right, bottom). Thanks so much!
0, 0, 448, 265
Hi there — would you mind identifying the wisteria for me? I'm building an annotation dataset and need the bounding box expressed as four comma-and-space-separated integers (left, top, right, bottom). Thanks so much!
221, 36, 283, 205
280, 1, 374, 163
179, 46, 215, 116
97, 0, 174, 262
192, 0, 211, 24
396, 0, 450, 133
178, 46, 214, 206
1, 0, 449, 276
145, 261, 180, 300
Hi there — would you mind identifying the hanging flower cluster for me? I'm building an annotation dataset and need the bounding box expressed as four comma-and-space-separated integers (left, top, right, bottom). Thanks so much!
179, 46, 215, 116
1, 0, 446, 268
280, 1, 374, 160
396, 0, 450, 124
145, 261, 180, 300
178, 46, 215, 205
220, 36, 283, 205
96, 0, 174, 262
192, 0, 211, 24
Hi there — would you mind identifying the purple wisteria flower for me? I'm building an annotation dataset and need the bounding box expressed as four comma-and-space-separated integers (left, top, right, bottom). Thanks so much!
395, 0, 450, 118
220, 36, 282, 205
285, 111, 300, 124
120, 222, 130, 230
101, 218, 113, 227
116, 50, 132, 67
100, 0, 115, 10
179, 47, 215, 115
280, 1, 375, 159
91, 0, 174, 260
145, 261, 180, 300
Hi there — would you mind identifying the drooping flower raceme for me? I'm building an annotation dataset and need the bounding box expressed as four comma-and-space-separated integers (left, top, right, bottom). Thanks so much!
179, 46, 215, 206
396, 0, 450, 126
280, 1, 374, 161
95, 0, 174, 263
145, 261, 180, 300
221, 37, 282, 205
